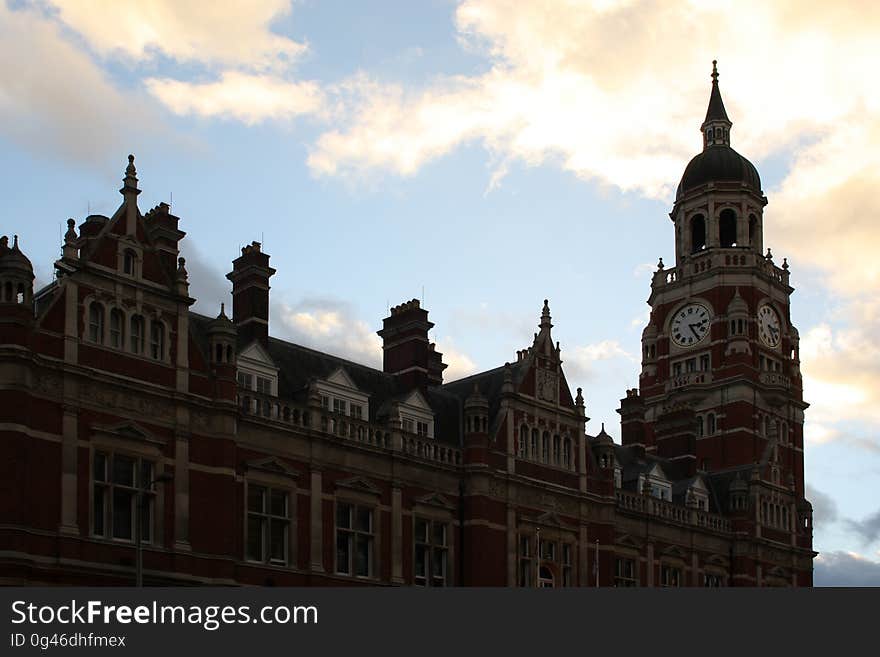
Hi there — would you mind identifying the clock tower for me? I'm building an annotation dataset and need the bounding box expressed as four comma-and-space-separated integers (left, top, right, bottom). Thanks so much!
619, 62, 808, 499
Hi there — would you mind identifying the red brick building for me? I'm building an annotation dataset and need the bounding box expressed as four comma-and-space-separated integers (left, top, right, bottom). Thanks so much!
0, 66, 814, 586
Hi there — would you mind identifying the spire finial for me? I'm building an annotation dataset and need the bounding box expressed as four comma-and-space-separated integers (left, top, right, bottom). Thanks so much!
711, 59, 719, 84
540, 298, 552, 329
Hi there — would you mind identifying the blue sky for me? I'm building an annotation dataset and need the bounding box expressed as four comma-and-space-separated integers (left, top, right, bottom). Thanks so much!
2, 0, 879, 585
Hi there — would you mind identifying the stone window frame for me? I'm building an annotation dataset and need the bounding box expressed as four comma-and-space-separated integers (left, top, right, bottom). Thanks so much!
241, 466, 299, 568
333, 483, 382, 582
411, 500, 455, 587
88, 429, 167, 548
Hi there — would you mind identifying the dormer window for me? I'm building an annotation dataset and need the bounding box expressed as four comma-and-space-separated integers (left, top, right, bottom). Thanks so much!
123, 250, 136, 276
150, 322, 165, 360
88, 303, 104, 344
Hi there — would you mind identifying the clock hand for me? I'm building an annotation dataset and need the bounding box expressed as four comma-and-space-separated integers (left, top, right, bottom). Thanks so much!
689, 324, 700, 339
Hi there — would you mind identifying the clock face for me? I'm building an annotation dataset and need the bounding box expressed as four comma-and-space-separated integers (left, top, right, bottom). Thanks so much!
758, 304, 782, 347
670, 303, 711, 347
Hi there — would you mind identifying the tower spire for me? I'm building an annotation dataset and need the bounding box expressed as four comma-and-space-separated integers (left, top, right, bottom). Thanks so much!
701, 60, 732, 149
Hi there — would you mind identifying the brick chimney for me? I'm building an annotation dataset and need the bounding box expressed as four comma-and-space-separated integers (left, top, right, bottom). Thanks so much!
377, 299, 446, 389
226, 241, 275, 347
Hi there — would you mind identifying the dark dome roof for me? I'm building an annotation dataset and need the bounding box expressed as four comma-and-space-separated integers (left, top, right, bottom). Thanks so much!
676, 145, 762, 200
0, 236, 33, 275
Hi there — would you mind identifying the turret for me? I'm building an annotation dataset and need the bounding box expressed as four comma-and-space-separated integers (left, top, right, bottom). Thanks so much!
0, 235, 35, 346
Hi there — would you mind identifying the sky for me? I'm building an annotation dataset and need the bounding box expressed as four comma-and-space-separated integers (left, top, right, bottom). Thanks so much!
1, 0, 879, 586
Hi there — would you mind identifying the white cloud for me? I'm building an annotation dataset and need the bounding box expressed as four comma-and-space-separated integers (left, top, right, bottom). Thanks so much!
0, 3, 160, 163
273, 298, 382, 368
47, 0, 306, 70
435, 338, 478, 382
146, 72, 324, 124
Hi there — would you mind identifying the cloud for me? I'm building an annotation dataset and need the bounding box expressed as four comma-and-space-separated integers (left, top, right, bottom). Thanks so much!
272, 298, 382, 368
46, 0, 306, 70
306, 0, 880, 201
146, 72, 324, 124
799, 303, 880, 452
805, 484, 839, 527
178, 244, 231, 315
0, 3, 160, 163
814, 551, 880, 587
434, 338, 478, 383
565, 339, 636, 383
845, 509, 880, 548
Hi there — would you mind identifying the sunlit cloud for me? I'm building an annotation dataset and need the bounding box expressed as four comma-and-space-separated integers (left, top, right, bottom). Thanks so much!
46, 0, 306, 70
146, 73, 324, 124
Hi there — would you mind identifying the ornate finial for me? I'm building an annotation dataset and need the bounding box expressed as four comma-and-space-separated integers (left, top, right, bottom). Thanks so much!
601, 422, 605, 432
177, 256, 188, 279
575, 387, 584, 406
765, 247, 773, 261
126, 154, 136, 174
220, 302, 226, 318
540, 298, 552, 329
657, 257, 664, 270
711, 60, 718, 84
782, 258, 789, 271
12, 235, 19, 250
64, 218, 78, 243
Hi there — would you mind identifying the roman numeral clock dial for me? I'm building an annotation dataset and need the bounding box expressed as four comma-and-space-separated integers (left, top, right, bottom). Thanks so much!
670, 303, 711, 347
758, 304, 782, 347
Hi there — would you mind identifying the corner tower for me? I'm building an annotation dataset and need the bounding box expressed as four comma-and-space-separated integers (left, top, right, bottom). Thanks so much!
622, 62, 809, 500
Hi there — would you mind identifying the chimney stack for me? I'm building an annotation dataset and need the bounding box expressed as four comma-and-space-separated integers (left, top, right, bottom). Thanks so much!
377, 299, 446, 389
226, 241, 275, 347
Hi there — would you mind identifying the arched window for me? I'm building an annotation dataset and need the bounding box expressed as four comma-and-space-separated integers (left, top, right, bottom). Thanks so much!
130, 315, 144, 354
123, 250, 136, 275
708, 413, 717, 435
541, 432, 550, 463
150, 322, 165, 360
563, 437, 572, 469
16, 283, 24, 304
4, 281, 12, 302
748, 214, 758, 244
531, 429, 539, 460
691, 214, 707, 252
519, 425, 528, 458
226, 345, 233, 362
719, 209, 737, 247
88, 303, 104, 344
215, 343, 223, 363
109, 308, 123, 348
696, 416, 704, 437
552, 434, 561, 464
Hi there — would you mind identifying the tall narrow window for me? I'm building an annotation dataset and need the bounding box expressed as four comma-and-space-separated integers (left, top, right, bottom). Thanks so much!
660, 565, 681, 587
109, 309, 123, 348
130, 315, 144, 354
562, 544, 573, 587
123, 250, 136, 275
336, 502, 374, 577
691, 214, 707, 252
720, 209, 738, 247
89, 304, 104, 344
552, 435, 561, 465
92, 451, 156, 543
150, 322, 164, 360
615, 558, 637, 587
708, 413, 717, 435
519, 535, 532, 587
531, 429, 539, 460
247, 485, 289, 564
563, 437, 572, 469
519, 425, 528, 458
414, 518, 448, 586
541, 432, 550, 463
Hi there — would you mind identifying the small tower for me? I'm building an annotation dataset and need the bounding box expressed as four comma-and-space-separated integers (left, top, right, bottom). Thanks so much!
463, 382, 490, 465
0, 235, 35, 346
206, 303, 238, 401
